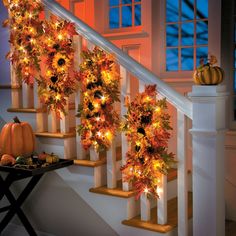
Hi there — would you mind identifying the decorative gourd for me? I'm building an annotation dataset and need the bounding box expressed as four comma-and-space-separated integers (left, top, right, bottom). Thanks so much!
38, 152, 47, 161
193, 55, 224, 85
0, 117, 35, 157
46, 153, 59, 164
1, 154, 16, 166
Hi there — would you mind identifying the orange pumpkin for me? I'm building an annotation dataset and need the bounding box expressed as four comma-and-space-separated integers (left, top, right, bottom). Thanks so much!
0, 117, 35, 157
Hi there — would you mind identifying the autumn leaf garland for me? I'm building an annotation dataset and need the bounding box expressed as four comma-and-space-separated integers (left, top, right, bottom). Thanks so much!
77, 47, 120, 152
2, 0, 43, 84
121, 85, 176, 199
37, 16, 79, 115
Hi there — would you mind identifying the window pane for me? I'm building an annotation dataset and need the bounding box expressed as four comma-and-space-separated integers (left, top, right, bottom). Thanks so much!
166, 24, 179, 47
196, 21, 208, 45
166, 49, 179, 71
109, 8, 119, 29
166, 0, 179, 22
181, 48, 193, 70
135, 4, 141, 26
109, 0, 119, 6
122, 6, 132, 27
181, 22, 194, 46
181, 0, 194, 21
122, 0, 132, 4
196, 47, 208, 67
196, 0, 208, 19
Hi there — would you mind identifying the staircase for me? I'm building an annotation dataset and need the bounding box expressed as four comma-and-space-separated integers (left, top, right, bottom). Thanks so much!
0, 1, 227, 236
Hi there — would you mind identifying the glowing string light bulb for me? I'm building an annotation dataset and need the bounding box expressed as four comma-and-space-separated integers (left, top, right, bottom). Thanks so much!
58, 34, 63, 40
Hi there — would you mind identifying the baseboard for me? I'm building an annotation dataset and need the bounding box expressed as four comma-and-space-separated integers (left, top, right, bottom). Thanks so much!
2, 223, 55, 236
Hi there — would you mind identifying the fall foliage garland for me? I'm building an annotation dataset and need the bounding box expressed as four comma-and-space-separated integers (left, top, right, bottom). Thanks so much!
77, 47, 120, 152
2, 0, 43, 84
37, 16, 79, 115
121, 85, 176, 199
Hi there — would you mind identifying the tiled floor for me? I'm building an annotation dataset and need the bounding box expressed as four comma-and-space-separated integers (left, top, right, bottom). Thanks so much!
226, 220, 236, 236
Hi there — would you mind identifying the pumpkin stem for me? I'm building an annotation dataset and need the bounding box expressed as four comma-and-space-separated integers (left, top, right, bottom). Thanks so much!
13, 116, 21, 124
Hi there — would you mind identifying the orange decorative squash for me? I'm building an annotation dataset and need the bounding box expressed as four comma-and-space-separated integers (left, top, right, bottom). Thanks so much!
0, 117, 35, 157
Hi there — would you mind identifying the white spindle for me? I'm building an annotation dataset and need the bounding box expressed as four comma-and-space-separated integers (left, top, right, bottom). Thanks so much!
86, 40, 94, 51
48, 110, 58, 133
73, 35, 87, 159
120, 65, 131, 191
10, 63, 22, 108
140, 192, 151, 221
33, 79, 39, 108
90, 148, 99, 161
34, 80, 48, 132
60, 98, 70, 133
107, 141, 117, 188
157, 175, 167, 224
177, 110, 188, 236
22, 82, 34, 108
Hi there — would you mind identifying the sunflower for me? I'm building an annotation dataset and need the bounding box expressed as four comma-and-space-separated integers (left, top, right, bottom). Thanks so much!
52, 53, 71, 73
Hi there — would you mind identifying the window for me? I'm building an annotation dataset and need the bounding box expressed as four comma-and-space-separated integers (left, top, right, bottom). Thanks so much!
109, 0, 141, 29
165, 0, 208, 71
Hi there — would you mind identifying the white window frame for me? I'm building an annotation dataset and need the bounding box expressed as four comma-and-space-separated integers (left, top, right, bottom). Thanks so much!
103, 0, 143, 34
157, 0, 221, 83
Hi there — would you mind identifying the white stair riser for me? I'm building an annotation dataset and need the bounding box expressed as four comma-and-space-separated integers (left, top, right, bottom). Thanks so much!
36, 137, 76, 159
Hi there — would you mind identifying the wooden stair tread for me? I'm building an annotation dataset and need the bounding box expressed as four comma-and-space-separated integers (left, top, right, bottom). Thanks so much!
8, 103, 75, 114
122, 192, 192, 233
74, 158, 106, 167
7, 108, 38, 113
90, 180, 136, 198
89, 168, 178, 198
35, 128, 76, 138
74, 147, 122, 167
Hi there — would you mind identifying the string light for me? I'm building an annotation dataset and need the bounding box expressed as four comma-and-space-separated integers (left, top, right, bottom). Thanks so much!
58, 34, 63, 40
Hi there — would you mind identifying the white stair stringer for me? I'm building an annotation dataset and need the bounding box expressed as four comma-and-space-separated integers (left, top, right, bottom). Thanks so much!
56, 166, 178, 236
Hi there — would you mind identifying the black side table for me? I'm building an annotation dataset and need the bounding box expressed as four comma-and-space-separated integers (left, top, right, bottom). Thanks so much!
0, 159, 73, 236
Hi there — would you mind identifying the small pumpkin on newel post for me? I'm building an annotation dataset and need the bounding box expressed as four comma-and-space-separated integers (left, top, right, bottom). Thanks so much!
193, 55, 224, 85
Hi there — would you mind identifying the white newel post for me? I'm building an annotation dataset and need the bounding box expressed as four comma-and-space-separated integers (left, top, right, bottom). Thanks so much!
188, 85, 228, 236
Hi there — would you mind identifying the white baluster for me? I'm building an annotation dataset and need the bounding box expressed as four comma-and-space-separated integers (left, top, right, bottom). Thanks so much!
90, 148, 99, 161
86, 40, 94, 51
60, 97, 70, 133
10, 62, 22, 108
120, 65, 131, 191
140, 192, 151, 221
48, 110, 58, 133
22, 82, 34, 108
107, 141, 117, 188
157, 175, 167, 224
177, 110, 188, 236
34, 80, 48, 132
73, 35, 87, 160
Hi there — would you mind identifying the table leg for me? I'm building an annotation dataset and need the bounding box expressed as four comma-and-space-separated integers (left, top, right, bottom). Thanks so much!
0, 174, 43, 236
